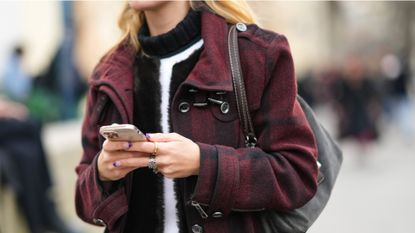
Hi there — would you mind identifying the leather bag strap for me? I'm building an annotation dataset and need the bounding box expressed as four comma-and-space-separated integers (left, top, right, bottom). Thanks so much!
228, 24, 257, 147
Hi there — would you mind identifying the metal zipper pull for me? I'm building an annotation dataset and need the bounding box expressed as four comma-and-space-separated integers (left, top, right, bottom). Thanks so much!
191, 201, 208, 219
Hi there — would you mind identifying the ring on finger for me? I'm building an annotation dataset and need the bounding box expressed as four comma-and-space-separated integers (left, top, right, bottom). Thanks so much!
152, 142, 159, 156
148, 155, 158, 174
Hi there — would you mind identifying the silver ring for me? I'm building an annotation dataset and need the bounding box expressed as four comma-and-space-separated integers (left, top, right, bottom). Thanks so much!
148, 155, 158, 174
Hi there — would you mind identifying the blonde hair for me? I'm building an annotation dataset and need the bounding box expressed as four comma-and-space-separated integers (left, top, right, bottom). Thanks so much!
116, 0, 256, 53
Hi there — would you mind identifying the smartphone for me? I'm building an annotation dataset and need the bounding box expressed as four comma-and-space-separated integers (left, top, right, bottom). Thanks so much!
99, 123, 147, 142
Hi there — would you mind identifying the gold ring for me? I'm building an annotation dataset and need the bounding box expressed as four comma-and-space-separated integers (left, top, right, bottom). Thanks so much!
152, 142, 158, 156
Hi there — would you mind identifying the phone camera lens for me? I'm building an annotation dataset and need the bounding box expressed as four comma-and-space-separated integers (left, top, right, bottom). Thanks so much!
105, 132, 119, 139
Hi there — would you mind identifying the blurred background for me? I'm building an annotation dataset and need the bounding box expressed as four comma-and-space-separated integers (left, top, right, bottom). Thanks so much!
0, 1, 414, 233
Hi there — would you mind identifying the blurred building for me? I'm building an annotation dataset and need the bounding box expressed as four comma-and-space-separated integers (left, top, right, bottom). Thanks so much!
250, 2, 415, 80
0, 1, 61, 79
1, 2, 414, 84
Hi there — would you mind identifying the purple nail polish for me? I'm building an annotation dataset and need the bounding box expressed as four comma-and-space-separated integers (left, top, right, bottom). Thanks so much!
124, 141, 133, 150
113, 161, 120, 167
145, 133, 151, 139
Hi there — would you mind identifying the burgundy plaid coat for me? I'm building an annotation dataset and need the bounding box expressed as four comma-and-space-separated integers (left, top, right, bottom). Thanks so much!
75, 11, 318, 233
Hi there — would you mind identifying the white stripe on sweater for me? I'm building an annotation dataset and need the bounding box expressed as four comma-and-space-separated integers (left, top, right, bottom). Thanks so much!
159, 39, 203, 233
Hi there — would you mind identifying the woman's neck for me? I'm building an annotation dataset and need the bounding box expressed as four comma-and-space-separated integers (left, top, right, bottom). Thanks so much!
144, 1, 191, 37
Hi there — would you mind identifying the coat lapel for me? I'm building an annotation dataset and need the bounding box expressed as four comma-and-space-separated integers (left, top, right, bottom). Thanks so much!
182, 11, 233, 92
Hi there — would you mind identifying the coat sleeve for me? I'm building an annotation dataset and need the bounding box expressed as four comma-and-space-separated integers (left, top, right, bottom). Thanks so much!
192, 35, 318, 216
74, 80, 128, 231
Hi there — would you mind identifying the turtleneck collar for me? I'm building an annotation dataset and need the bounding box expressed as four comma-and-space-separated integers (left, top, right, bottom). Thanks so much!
138, 10, 201, 58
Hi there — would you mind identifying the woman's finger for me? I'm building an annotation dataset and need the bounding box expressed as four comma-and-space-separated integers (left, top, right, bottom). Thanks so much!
100, 150, 144, 163
102, 139, 134, 151
113, 156, 150, 169
128, 141, 163, 155
103, 139, 162, 155
101, 166, 136, 181
146, 132, 184, 142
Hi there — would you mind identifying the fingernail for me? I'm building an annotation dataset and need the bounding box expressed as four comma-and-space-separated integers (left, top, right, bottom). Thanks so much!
145, 133, 151, 139
124, 141, 132, 150
113, 161, 121, 167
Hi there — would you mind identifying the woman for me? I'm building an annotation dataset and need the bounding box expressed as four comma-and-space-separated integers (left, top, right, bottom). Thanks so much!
75, 1, 318, 233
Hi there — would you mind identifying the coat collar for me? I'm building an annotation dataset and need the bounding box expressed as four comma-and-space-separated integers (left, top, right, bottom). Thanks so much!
90, 11, 233, 122
90, 42, 135, 92
92, 10, 232, 92
182, 11, 233, 92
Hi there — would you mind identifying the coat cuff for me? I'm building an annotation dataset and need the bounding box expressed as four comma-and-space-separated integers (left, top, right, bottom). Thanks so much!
92, 188, 128, 231
193, 143, 239, 215
90, 154, 128, 229
193, 143, 217, 204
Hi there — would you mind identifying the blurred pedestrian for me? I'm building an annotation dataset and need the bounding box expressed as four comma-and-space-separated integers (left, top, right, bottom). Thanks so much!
298, 70, 318, 107
0, 47, 80, 233
2, 46, 32, 102
75, 1, 319, 233
333, 56, 382, 150
380, 53, 414, 143
30, 2, 86, 122
0, 99, 80, 233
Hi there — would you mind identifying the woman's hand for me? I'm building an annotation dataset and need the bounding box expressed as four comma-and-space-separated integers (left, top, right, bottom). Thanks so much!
146, 133, 201, 178
97, 132, 200, 181
97, 140, 150, 181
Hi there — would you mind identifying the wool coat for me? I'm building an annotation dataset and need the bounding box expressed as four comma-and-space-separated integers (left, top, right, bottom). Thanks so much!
75, 10, 318, 233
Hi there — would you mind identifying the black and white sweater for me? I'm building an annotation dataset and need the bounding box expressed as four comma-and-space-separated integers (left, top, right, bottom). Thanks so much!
127, 10, 203, 233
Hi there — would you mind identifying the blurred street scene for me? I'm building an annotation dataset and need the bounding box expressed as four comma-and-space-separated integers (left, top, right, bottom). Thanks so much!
0, 1, 414, 233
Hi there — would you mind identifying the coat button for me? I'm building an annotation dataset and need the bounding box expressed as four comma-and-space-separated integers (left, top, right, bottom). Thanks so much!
220, 102, 230, 114
178, 102, 190, 113
93, 218, 106, 227
192, 224, 203, 233
236, 22, 247, 32
212, 211, 224, 218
